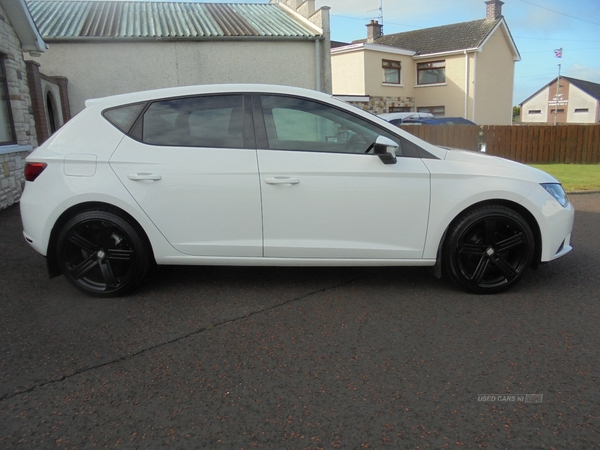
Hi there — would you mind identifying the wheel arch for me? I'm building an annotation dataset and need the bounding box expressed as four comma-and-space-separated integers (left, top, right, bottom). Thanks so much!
433, 199, 543, 277
47, 201, 156, 278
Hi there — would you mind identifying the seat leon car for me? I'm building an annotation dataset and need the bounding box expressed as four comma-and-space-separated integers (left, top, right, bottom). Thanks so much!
20, 84, 574, 297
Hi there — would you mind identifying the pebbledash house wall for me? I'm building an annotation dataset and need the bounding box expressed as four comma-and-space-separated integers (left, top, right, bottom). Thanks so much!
0, 3, 38, 211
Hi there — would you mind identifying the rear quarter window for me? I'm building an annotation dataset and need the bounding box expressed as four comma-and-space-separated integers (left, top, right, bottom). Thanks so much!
103, 103, 146, 134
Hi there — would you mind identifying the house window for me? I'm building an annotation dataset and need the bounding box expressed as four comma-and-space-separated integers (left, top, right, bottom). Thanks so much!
550, 109, 565, 114
418, 106, 445, 117
382, 60, 401, 84
0, 56, 17, 145
389, 107, 411, 113
574, 108, 589, 113
417, 60, 446, 85
528, 110, 542, 114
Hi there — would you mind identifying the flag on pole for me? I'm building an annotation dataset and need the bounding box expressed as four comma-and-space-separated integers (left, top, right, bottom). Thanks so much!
554, 48, 563, 58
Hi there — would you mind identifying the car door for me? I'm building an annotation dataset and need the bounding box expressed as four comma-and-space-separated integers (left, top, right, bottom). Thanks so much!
109, 94, 263, 257
254, 94, 431, 260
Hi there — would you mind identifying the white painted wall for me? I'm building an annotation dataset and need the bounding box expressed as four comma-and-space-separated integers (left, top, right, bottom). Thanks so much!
567, 84, 599, 123
37, 40, 320, 114
331, 49, 366, 95
473, 26, 516, 125
521, 86, 549, 123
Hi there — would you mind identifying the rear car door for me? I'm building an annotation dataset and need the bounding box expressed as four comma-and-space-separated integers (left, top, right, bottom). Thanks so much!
109, 94, 263, 257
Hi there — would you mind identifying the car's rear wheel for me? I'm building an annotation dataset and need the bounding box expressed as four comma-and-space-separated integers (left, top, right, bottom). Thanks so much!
443, 205, 535, 294
56, 210, 149, 297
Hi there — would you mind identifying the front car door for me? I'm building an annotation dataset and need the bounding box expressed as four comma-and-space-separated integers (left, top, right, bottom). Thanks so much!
253, 94, 432, 260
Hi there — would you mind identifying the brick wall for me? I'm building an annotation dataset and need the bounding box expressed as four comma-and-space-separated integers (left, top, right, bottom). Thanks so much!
0, 2, 38, 210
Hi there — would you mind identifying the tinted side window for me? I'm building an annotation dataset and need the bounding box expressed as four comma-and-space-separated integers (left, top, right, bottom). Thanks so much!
142, 95, 244, 148
103, 103, 146, 134
260, 95, 406, 155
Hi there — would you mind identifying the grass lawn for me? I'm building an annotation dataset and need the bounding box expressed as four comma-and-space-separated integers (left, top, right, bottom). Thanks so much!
530, 164, 600, 192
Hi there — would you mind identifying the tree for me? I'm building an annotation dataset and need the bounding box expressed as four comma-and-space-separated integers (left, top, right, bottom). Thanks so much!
513, 106, 521, 124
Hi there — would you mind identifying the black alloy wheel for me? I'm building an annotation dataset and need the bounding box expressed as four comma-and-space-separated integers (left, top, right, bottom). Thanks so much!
443, 205, 535, 294
56, 210, 150, 297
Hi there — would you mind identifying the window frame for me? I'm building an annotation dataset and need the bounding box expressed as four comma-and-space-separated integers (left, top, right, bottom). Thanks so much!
416, 60, 446, 86
417, 106, 445, 117
382, 59, 402, 85
106, 93, 256, 150
251, 93, 437, 159
0, 56, 17, 146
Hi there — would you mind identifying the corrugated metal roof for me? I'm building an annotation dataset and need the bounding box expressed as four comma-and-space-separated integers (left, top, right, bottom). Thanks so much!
27, 1, 321, 39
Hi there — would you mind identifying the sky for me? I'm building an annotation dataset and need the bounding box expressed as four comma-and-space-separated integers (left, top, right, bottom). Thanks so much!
60, 0, 600, 106
314, 0, 600, 106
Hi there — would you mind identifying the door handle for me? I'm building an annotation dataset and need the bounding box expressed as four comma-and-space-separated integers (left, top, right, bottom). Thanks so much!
127, 173, 162, 181
264, 177, 300, 185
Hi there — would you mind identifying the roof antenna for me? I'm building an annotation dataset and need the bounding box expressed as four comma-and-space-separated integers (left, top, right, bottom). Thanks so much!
379, 0, 384, 35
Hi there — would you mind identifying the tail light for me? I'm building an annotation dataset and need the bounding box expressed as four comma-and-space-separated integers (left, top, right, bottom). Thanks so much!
24, 162, 47, 182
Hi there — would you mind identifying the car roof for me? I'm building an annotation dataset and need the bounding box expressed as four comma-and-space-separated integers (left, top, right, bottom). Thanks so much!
80, 83, 450, 161
85, 84, 336, 109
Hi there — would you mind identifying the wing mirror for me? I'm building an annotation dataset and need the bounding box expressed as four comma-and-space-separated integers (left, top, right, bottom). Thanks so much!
373, 136, 398, 164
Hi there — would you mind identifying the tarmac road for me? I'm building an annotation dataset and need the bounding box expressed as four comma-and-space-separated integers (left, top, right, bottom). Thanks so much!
0, 194, 598, 448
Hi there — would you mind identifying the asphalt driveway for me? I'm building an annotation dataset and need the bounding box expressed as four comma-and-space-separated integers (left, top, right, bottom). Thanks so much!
1, 194, 598, 448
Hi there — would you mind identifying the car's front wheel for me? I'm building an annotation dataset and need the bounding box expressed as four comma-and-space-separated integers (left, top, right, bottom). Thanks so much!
443, 205, 535, 294
56, 210, 150, 297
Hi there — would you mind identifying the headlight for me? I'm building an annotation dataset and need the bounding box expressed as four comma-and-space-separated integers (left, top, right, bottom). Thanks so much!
541, 183, 569, 207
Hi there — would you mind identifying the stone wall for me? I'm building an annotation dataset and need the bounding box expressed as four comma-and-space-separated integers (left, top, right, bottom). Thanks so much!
0, 151, 25, 210
344, 96, 415, 114
0, 2, 38, 210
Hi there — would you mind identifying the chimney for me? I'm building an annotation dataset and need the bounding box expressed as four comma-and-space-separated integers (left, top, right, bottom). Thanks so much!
485, 0, 504, 20
366, 20, 383, 43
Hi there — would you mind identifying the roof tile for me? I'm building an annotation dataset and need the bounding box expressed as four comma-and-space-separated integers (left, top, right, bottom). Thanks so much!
357, 18, 501, 55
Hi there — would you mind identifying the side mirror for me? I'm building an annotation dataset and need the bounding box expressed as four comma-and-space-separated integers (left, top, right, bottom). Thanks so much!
373, 136, 398, 164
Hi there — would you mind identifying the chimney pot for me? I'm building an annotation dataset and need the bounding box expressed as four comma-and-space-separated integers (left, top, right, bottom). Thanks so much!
485, 0, 504, 20
366, 20, 383, 43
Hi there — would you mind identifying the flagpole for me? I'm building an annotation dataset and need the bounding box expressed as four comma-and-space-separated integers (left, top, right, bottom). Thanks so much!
554, 63, 561, 126
553, 47, 562, 126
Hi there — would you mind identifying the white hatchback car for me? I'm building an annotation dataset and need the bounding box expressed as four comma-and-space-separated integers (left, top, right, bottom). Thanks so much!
21, 84, 574, 297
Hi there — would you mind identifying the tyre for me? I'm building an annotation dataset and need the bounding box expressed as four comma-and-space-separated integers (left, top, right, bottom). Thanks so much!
56, 210, 150, 297
443, 205, 535, 294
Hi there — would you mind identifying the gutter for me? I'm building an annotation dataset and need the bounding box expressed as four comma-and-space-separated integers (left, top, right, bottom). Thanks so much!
41, 35, 322, 43
315, 38, 321, 92
412, 47, 480, 60
464, 50, 469, 120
